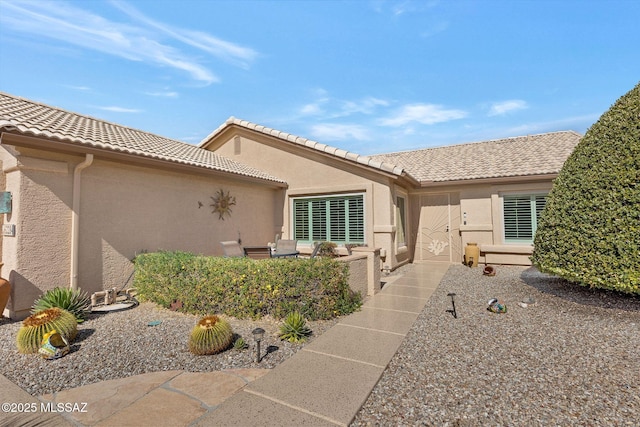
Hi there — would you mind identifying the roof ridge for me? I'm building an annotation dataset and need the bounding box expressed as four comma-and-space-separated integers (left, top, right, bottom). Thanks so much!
201, 116, 407, 177
0, 92, 286, 184
0, 91, 191, 146
371, 130, 583, 157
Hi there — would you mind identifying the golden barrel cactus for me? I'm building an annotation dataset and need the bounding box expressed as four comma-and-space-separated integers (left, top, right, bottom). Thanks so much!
188, 315, 234, 355
17, 308, 78, 354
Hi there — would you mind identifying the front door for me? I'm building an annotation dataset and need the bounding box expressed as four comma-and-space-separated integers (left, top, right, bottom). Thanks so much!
416, 193, 461, 263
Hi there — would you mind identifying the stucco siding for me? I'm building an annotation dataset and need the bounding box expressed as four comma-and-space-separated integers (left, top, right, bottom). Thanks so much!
1, 146, 278, 318
77, 159, 278, 294
214, 134, 404, 267
411, 180, 554, 266
1, 147, 73, 317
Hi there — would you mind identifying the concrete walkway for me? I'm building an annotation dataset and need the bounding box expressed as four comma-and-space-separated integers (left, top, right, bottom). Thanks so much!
1, 263, 449, 427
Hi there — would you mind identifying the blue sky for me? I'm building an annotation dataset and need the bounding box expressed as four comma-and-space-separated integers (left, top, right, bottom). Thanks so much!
0, 0, 638, 155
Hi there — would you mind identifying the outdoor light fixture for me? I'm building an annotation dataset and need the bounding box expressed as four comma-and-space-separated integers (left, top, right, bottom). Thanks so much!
446, 293, 457, 318
252, 327, 265, 363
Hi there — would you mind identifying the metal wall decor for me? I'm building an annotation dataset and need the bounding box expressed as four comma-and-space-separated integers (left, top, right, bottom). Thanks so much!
210, 189, 236, 220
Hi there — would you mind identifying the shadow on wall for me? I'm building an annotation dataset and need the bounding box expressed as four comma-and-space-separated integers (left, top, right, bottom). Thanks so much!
7, 270, 45, 320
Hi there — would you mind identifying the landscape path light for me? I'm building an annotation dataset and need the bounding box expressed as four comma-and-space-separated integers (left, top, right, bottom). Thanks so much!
447, 292, 458, 318
252, 327, 265, 363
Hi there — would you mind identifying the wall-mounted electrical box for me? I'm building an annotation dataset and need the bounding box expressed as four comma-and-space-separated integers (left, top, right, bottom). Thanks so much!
0, 192, 12, 214
2, 224, 15, 237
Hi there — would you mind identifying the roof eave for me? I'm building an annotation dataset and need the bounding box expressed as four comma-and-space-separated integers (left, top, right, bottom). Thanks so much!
203, 120, 409, 180
1, 131, 288, 189
420, 173, 560, 187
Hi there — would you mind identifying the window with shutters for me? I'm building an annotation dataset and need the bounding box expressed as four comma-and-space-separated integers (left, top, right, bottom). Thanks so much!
292, 194, 365, 244
503, 194, 547, 243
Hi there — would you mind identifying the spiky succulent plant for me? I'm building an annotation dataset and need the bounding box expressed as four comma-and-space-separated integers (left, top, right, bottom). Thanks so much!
17, 308, 78, 354
32, 287, 91, 323
188, 315, 234, 355
279, 311, 312, 343
233, 336, 248, 351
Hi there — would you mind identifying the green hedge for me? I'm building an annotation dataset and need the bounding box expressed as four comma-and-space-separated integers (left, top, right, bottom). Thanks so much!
532, 82, 640, 294
133, 251, 362, 320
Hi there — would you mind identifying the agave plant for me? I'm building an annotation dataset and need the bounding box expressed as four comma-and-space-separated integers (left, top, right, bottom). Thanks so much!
188, 315, 234, 355
279, 311, 312, 343
32, 287, 91, 323
233, 336, 248, 351
16, 308, 78, 354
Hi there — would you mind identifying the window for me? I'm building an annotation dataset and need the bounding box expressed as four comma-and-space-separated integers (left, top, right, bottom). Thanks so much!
503, 194, 546, 243
293, 194, 364, 244
396, 195, 406, 247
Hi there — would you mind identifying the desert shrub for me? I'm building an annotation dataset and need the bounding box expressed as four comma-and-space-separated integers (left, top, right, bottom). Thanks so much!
133, 251, 362, 320
315, 241, 338, 257
31, 287, 91, 323
532, 82, 640, 294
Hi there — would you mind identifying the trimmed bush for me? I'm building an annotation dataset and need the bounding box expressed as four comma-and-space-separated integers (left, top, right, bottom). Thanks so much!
133, 251, 362, 320
532, 82, 640, 294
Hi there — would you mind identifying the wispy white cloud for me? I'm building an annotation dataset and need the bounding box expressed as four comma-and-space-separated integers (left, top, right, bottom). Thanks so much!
299, 90, 389, 119
420, 21, 449, 38
309, 123, 371, 141
340, 97, 389, 115
299, 89, 330, 115
488, 100, 528, 116
64, 85, 92, 92
379, 103, 467, 126
96, 106, 142, 113
110, 1, 258, 69
392, 1, 411, 16
145, 91, 179, 98
501, 113, 599, 135
300, 102, 325, 115
373, 0, 440, 17
0, 0, 257, 85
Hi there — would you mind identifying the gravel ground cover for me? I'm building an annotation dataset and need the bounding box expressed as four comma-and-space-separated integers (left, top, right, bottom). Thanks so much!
0, 302, 337, 396
352, 265, 640, 426
2, 264, 638, 426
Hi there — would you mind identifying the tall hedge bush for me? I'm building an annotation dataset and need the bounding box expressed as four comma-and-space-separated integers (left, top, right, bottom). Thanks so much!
133, 251, 362, 320
532, 82, 640, 294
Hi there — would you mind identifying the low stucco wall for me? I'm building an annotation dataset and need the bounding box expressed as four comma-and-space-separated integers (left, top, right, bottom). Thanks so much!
337, 247, 382, 297
480, 244, 534, 266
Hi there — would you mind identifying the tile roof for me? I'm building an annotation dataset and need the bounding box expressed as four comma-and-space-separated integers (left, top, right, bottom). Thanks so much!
200, 117, 407, 177
0, 92, 285, 185
370, 131, 582, 183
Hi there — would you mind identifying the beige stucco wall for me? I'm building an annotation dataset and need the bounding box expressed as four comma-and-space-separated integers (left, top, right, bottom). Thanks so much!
210, 132, 406, 270
1, 146, 73, 318
411, 180, 554, 266
207, 130, 557, 270
1, 144, 279, 319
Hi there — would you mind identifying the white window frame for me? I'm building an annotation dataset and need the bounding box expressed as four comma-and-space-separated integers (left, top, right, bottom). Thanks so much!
291, 193, 366, 244
502, 193, 547, 244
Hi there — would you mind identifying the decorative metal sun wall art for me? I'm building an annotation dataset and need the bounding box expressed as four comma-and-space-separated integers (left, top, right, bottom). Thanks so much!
210, 189, 236, 220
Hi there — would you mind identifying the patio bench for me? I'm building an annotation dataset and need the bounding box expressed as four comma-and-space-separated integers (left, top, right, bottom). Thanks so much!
243, 246, 273, 259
